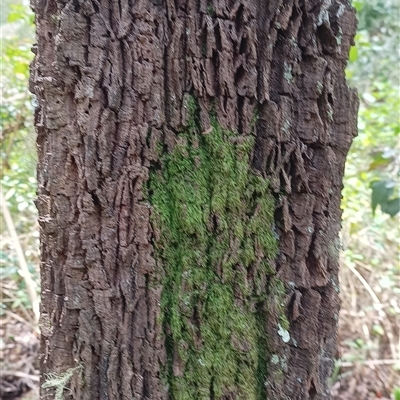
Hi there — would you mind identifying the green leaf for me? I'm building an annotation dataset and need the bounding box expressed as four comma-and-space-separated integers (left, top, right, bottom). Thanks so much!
352, 1, 363, 13
7, 4, 25, 23
349, 46, 358, 62
381, 197, 400, 217
370, 180, 393, 214
370, 179, 400, 217
393, 387, 400, 400
372, 324, 384, 336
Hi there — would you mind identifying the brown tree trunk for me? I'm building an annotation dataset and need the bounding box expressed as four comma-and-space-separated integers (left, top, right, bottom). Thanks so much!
31, 0, 358, 399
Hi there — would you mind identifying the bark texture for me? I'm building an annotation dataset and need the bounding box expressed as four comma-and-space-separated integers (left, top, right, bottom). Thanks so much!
31, 0, 358, 399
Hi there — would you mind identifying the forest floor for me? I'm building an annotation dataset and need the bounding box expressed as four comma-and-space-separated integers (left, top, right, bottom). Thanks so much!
331, 249, 400, 400
1, 256, 399, 400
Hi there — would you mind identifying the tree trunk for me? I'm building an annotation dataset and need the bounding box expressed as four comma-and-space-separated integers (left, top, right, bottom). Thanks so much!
30, 0, 358, 399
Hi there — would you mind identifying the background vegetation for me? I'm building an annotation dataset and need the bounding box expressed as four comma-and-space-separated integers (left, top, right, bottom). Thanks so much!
1, 0, 399, 398
334, 1, 400, 398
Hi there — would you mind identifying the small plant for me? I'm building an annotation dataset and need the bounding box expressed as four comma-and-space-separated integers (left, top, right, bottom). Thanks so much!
42, 364, 83, 400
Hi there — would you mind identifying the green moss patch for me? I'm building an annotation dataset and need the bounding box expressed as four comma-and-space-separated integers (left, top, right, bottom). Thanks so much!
148, 100, 278, 399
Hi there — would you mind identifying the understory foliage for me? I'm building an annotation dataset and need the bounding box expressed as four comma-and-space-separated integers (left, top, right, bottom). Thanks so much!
344, 0, 399, 220
1, 1, 38, 316
148, 100, 278, 399
334, 0, 400, 397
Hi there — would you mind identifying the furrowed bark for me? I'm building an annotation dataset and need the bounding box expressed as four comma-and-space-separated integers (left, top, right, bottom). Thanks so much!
31, 0, 358, 399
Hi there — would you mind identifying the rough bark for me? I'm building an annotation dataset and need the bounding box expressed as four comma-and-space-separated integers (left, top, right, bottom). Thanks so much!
30, 0, 358, 399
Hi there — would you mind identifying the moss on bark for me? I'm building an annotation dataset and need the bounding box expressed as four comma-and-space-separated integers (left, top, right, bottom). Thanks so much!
148, 99, 279, 399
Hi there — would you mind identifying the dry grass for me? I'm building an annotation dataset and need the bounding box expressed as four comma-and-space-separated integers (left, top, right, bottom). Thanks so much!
332, 221, 400, 399
0, 312, 39, 399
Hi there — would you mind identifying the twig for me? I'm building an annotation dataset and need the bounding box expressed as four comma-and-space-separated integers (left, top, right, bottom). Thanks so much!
353, 260, 373, 272
347, 263, 398, 360
3, 309, 40, 334
347, 263, 381, 306
339, 359, 400, 368
0, 186, 40, 323
2, 279, 36, 326
0, 371, 40, 382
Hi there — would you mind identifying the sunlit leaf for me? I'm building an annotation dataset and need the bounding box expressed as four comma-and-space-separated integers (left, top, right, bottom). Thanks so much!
372, 324, 384, 336
349, 46, 358, 62
5, 188, 16, 200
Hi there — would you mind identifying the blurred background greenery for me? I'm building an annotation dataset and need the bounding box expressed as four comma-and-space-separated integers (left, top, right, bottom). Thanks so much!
0, 0, 399, 399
